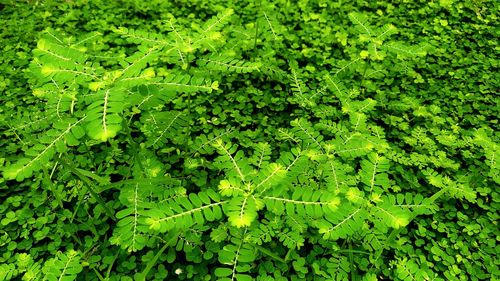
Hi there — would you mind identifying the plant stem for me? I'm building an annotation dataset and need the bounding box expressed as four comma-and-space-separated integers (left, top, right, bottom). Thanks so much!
253, 0, 262, 55
371, 187, 448, 267
255, 245, 286, 263
359, 59, 369, 90
348, 240, 357, 281
56, 156, 116, 221
138, 233, 179, 281
121, 119, 146, 175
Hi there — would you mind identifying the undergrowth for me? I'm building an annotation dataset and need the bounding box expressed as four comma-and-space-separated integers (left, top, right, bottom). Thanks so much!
0, 0, 498, 280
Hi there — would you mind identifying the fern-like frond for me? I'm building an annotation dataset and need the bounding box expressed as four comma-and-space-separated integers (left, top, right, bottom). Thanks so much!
216, 233, 256, 281
260, 11, 282, 40
441, 176, 477, 202
289, 68, 315, 107
197, 54, 261, 73
328, 136, 374, 159
423, 169, 477, 202
113, 27, 171, 46
313, 105, 341, 120
316, 120, 348, 136
285, 214, 308, 234
0, 264, 16, 280
248, 223, 274, 245
144, 190, 225, 233
111, 183, 149, 252
324, 74, 349, 100
32, 38, 96, 84
6, 110, 49, 133
213, 140, 254, 183
113, 68, 159, 88
384, 42, 427, 58
200, 9, 234, 34
191, 128, 235, 155
192, 9, 234, 51
70, 31, 102, 47
253, 163, 287, 195
33, 31, 94, 83
277, 147, 309, 181
263, 188, 340, 219
210, 225, 229, 243
471, 129, 499, 179
376, 24, 398, 40
249, 142, 272, 169
119, 46, 159, 79
110, 176, 184, 252
348, 98, 377, 114
259, 63, 288, 81
278, 229, 305, 249
41, 250, 82, 281
148, 73, 217, 93
349, 112, 367, 132
327, 255, 351, 280
125, 84, 167, 113
329, 58, 362, 76
370, 201, 411, 229
385, 193, 438, 215
3, 117, 86, 181
34, 82, 79, 119
140, 110, 189, 148
322, 156, 355, 193
225, 196, 262, 228
35, 37, 85, 64
316, 203, 365, 240
276, 128, 299, 143
218, 178, 246, 197
348, 12, 373, 36
85, 88, 124, 141
395, 258, 438, 281
359, 153, 390, 193
362, 228, 386, 252
291, 118, 324, 151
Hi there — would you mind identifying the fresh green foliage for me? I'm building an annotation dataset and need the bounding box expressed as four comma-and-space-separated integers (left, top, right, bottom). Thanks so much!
1, 0, 498, 280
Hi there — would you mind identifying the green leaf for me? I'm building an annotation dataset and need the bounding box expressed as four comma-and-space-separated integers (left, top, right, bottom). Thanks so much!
217, 236, 256, 281
85, 88, 124, 142
141, 110, 190, 148
213, 140, 254, 183
317, 203, 365, 240
290, 118, 324, 150
197, 54, 261, 73
348, 12, 374, 36
110, 183, 150, 252
371, 201, 411, 229
144, 190, 225, 233
147, 73, 214, 93
42, 250, 82, 281
3, 117, 86, 181
225, 196, 259, 228
359, 153, 390, 193
215, 268, 232, 277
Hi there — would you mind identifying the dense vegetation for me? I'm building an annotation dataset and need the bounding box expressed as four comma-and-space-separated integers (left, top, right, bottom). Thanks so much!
0, 0, 498, 280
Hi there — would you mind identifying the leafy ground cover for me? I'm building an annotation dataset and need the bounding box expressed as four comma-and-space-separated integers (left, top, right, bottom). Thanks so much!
0, 0, 498, 280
